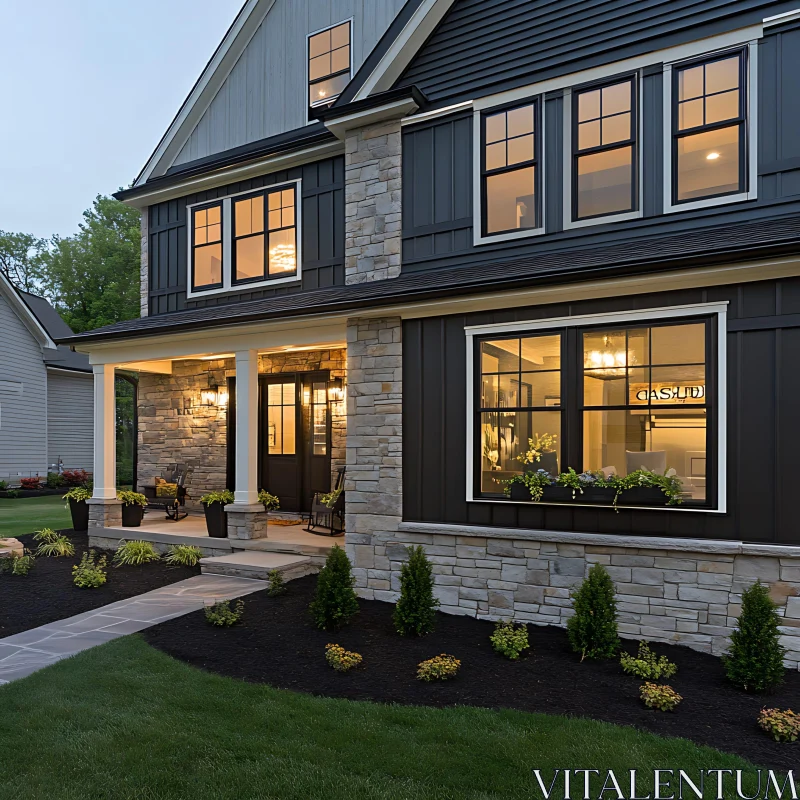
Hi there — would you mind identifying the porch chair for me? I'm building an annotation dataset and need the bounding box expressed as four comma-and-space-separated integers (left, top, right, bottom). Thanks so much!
304, 466, 346, 537
141, 463, 193, 521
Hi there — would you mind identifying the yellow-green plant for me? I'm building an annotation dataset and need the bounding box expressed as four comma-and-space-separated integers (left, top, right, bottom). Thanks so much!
758, 708, 800, 743
0, 552, 35, 576
258, 490, 280, 511
620, 641, 677, 680
113, 540, 160, 566
325, 643, 362, 672
204, 599, 244, 627
73, 551, 108, 588
117, 490, 147, 507
200, 490, 234, 506
417, 654, 461, 681
164, 545, 203, 567
34, 529, 75, 557
490, 620, 530, 660
517, 432, 558, 465
63, 486, 91, 503
640, 682, 682, 711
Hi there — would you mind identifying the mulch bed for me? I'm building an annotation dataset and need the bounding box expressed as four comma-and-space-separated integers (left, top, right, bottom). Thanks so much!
143, 575, 800, 770
0, 531, 199, 639
0, 488, 66, 498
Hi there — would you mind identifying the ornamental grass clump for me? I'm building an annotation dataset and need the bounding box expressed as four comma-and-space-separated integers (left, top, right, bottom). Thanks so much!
394, 545, 439, 636
72, 551, 108, 589
640, 682, 682, 711
204, 599, 244, 627
417, 654, 461, 681
325, 643, 362, 672
620, 641, 677, 680
490, 620, 530, 660
34, 529, 75, 558
113, 540, 161, 567
163, 545, 203, 567
724, 581, 786, 693
567, 563, 619, 661
758, 708, 800, 743
309, 544, 359, 631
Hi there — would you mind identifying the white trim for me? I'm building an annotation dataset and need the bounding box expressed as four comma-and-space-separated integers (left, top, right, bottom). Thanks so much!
663, 41, 759, 214
472, 98, 546, 247
324, 97, 420, 140
401, 100, 473, 127
185, 178, 303, 300
0, 273, 56, 349
464, 301, 729, 513
764, 8, 800, 27
561, 78, 645, 231
305, 18, 354, 127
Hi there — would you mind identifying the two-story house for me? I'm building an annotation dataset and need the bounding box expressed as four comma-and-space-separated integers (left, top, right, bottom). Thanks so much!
62, 0, 800, 665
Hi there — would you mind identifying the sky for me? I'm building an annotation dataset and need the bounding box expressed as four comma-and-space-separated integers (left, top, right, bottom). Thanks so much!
0, 0, 243, 239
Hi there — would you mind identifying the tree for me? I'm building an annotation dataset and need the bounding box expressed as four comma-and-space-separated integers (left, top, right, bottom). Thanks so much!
0, 231, 46, 292
309, 544, 359, 631
394, 545, 439, 636
724, 581, 786, 692
39, 195, 141, 332
567, 563, 620, 660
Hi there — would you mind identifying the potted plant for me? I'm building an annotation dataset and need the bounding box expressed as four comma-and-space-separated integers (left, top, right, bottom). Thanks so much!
577, 470, 617, 504
63, 486, 91, 531
258, 489, 280, 512
506, 469, 554, 502
550, 468, 584, 502
118, 490, 148, 527
516, 432, 558, 471
615, 469, 683, 507
201, 490, 234, 538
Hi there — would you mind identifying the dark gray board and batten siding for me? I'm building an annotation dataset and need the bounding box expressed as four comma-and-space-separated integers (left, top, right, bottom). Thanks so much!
147, 157, 345, 316
403, 277, 800, 545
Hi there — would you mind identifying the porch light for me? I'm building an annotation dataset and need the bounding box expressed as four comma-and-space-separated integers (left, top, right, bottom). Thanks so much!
328, 377, 344, 402
200, 385, 219, 407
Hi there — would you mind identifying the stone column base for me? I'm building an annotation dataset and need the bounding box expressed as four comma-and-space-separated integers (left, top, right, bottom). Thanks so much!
86, 498, 123, 530
226, 504, 268, 540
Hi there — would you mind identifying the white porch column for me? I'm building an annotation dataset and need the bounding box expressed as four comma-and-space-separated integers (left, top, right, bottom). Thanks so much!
92, 363, 117, 499
233, 349, 258, 505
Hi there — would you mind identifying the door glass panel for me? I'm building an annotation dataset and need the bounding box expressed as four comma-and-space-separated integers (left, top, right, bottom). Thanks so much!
267, 381, 296, 455
312, 381, 328, 455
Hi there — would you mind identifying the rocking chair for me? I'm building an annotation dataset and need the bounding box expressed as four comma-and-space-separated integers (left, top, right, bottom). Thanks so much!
141, 463, 193, 521
304, 467, 345, 537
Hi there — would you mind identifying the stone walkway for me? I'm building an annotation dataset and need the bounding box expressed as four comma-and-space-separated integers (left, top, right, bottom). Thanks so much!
0, 574, 267, 685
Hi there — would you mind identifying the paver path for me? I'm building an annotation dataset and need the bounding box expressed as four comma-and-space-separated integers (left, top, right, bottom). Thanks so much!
0, 574, 267, 684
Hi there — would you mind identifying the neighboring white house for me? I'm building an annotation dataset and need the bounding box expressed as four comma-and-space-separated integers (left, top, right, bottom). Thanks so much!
0, 272, 93, 482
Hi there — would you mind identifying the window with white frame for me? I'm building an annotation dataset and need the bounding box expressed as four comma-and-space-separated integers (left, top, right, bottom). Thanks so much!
308, 21, 351, 113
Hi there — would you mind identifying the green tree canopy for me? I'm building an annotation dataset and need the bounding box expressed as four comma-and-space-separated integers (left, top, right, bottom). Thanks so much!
0, 230, 46, 293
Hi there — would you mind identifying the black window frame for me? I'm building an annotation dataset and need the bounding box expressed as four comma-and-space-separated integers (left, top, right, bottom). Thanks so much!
480, 96, 541, 238
308, 20, 352, 114
232, 183, 298, 286
473, 315, 717, 510
190, 201, 224, 292
571, 73, 639, 222
671, 48, 748, 206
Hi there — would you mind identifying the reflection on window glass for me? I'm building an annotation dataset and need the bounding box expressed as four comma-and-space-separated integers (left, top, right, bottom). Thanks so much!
485, 167, 536, 234
268, 188, 297, 275
267, 381, 296, 455
577, 146, 633, 219
309, 22, 350, 108
676, 126, 740, 202
193, 204, 223, 288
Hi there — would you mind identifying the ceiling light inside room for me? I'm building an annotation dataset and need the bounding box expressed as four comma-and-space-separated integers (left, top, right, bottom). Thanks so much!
706, 152, 720, 161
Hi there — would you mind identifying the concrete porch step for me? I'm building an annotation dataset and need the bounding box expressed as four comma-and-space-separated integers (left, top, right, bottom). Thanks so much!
200, 551, 317, 582
235, 536, 337, 558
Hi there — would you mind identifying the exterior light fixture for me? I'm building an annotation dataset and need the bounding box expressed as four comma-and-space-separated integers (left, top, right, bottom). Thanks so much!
706, 152, 720, 160
328, 377, 344, 402
200, 368, 221, 407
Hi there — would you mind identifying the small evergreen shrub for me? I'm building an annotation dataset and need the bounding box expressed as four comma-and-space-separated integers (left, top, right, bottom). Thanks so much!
724, 581, 786, 692
640, 682, 682, 711
325, 643, 362, 672
267, 568, 287, 597
309, 544, 359, 631
163, 545, 203, 567
417, 654, 461, 681
394, 545, 439, 636
113, 540, 161, 566
46, 472, 65, 489
6, 489, 21, 499
620, 641, 677, 680
490, 620, 530, 660
73, 551, 108, 588
566, 563, 619, 661
1, 553, 35, 576
204, 599, 244, 627
0, 480, 7, 490
758, 708, 800, 743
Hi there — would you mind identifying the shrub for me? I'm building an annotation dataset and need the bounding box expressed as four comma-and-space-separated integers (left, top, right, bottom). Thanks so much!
113, 540, 161, 566
1, 553, 35, 577
724, 581, 786, 693
758, 708, 800, 743
35, 533, 75, 558
201, 490, 235, 506
640, 682, 682, 711
417, 654, 461, 681
490, 620, 530, 660
20, 477, 40, 490
620, 641, 677, 680
5, 489, 21, 499
267, 568, 287, 597
567, 563, 619, 661
325, 643, 362, 672
61, 469, 89, 487
63, 486, 91, 502
204, 599, 244, 627
0, 480, 7, 490
72, 551, 108, 588
258, 490, 280, 511
309, 544, 359, 631
117, 490, 147, 507
394, 545, 439, 636
163, 545, 203, 567
46, 472, 65, 489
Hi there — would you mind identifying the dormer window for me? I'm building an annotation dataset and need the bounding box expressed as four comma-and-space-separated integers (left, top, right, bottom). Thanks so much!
308, 21, 351, 113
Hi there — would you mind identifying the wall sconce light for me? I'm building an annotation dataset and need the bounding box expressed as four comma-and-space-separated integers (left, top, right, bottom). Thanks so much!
327, 377, 344, 403
200, 368, 223, 407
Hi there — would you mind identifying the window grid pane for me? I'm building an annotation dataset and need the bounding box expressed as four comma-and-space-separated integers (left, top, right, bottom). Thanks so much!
267, 382, 296, 455
193, 204, 223, 289
309, 22, 350, 107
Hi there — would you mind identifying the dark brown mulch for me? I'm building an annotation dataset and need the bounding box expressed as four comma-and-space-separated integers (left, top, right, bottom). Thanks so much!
143, 575, 800, 771
0, 488, 65, 498
0, 531, 199, 638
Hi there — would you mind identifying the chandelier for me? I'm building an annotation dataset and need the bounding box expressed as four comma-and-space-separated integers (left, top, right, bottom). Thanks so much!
585, 335, 627, 376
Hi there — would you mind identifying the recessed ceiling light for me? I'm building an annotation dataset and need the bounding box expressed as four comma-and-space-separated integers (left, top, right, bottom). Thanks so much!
706, 152, 720, 161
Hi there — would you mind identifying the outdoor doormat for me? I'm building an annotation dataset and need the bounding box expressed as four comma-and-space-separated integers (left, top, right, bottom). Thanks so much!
268, 519, 302, 526
143, 574, 800, 771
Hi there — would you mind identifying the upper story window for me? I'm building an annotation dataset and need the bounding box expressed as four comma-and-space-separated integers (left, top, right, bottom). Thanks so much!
308, 22, 351, 113
672, 50, 746, 205
572, 77, 637, 221
481, 100, 540, 237
191, 203, 223, 291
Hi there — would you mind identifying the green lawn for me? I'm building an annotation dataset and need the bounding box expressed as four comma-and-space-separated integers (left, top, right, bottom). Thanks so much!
0, 494, 70, 538
0, 636, 756, 800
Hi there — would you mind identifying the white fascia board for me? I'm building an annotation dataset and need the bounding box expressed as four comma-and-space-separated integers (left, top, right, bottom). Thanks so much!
354, 0, 455, 100
324, 98, 420, 140
0, 273, 55, 348
135, 0, 277, 186
764, 8, 800, 27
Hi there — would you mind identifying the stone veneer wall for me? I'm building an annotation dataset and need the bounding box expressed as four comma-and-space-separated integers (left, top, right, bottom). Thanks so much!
137, 348, 346, 508
344, 121, 402, 285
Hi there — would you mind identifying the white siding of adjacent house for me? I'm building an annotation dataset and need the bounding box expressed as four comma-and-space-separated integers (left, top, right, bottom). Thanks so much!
46, 370, 93, 472
0, 293, 47, 479
172, 0, 406, 167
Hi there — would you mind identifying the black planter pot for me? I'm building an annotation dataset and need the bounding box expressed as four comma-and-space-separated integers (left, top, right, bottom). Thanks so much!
618, 487, 667, 507
542, 485, 576, 503
204, 502, 228, 538
68, 498, 89, 531
121, 504, 144, 527
580, 486, 616, 505
509, 482, 532, 501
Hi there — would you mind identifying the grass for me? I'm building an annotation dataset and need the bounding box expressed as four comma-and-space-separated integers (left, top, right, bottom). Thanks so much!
0, 494, 70, 538
0, 636, 758, 800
